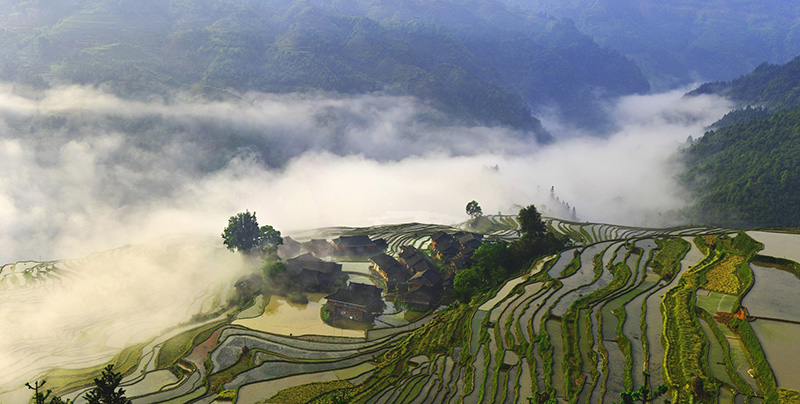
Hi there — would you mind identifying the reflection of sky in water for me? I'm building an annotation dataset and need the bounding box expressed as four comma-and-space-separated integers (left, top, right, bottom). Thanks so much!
750, 319, 800, 391
743, 264, 800, 322
747, 231, 800, 265
234, 295, 365, 338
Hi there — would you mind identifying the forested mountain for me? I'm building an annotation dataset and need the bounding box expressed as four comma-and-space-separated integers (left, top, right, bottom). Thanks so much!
0, 0, 649, 133
500, 0, 800, 90
682, 55, 800, 228
682, 109, 800, 228
690, 55, 800, 114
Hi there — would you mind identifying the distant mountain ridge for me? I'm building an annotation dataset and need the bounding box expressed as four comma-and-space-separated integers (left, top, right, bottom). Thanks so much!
500, 0, 800, 90
0, 0, 649, 133
690, 55, 800, 115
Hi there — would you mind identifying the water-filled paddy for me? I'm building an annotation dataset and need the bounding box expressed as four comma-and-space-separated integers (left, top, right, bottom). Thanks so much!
743, 264, 800, 322
747, 231, 800, 264
233, 294, 364, 338
750, 319, 800, 390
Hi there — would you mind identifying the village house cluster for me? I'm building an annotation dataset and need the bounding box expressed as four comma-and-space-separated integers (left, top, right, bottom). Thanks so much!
277, 232, 483, 324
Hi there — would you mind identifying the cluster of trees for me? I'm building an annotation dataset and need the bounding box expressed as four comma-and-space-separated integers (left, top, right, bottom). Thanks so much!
681, 54, 800, 228
221, 211, 282, 253
26, 365, 130, 404
452, 205, 567, 303
221, 211, 315, 303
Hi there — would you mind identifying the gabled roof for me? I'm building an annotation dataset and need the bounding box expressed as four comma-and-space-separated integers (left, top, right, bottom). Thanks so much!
278, 236, 305, 259
325, 282, 383, 307
409, 269, 443, 288
286, 253, 341, 275
333, 235, 377, 248
455, 232, 483, 249
433, 238, 460, 257
398, 245, 420, 261
405, 284, 441, 306
371, 253, 400, 269
408, 257, 437, 273
430, 231, 454, 244
371, 254, 408, 278
305, 239, 333, 256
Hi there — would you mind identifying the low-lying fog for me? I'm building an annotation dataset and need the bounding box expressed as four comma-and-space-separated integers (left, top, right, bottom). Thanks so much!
0, 84, 731, 264
0, 83, 731, 396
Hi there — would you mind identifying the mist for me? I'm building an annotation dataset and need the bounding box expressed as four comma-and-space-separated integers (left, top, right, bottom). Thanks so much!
0, 84, 731, 396
0, 84, 733, 263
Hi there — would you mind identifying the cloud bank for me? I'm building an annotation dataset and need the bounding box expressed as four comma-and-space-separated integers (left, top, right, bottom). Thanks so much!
0, 84, 731, 263
0, 83, 732, 396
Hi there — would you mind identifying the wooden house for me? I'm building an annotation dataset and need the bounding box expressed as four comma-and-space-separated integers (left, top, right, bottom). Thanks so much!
430, 231, 461, 259
370, 253, 410, 291
408, 268, 443, 290
404, 285, 441, 310
403, 269, 444, 309
304, 239, 333, 257
397, 245, 437, 274
430, 231, 483, 271
332, 235, 387, 256
286, 253, 343, 292
324, 282, 384, 322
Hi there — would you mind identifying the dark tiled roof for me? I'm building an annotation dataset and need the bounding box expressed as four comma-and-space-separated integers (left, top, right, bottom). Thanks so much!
409, 269, 442, 288
286, 253, 341, 275
371, 253, 399, 269
371, 254, 408, 278
325, 282, 383, 307
430, 231, 453, 244
405, 284, 441, 306
455, 232, 483, 249
408, 258, 437, 274
333, 235, 376, 248
398, 245, 420, 261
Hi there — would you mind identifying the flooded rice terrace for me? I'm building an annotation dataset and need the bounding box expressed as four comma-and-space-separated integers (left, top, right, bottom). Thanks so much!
0, 235, 246, 402
2, 221, 800, 403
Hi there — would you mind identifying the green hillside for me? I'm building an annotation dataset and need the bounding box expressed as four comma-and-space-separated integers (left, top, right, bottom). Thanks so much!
690, 55, 800, 114
682, 109, 800, 228
0, 0, 649, 132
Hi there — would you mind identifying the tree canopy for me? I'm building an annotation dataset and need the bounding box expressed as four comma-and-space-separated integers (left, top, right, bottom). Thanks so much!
83, 365, 131, 404
518, 205, 547, 238
453, 204, 566, 303
221, 211, 283, 252
681, 108, 800, 227
466, 200, 483, 218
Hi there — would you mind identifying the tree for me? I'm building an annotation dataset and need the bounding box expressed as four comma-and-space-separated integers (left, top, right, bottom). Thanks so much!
259, 224, 283, 248
27, 380, 71, 404
83, 365, 131, 404
466, 200, 483, 219
221, 211, 283, 252
518, 204, 547, 238
613, 372, 669, 404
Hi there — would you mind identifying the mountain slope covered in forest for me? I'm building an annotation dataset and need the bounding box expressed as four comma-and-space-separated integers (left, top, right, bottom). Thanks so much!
682, 109, 800, 228
0, 0, 649, 132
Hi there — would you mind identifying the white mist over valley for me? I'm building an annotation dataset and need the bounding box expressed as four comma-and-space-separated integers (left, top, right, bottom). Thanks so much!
0, 85, 730, 264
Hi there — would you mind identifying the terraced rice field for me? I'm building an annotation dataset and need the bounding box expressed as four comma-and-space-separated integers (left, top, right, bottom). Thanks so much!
4, 219, 800, 403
